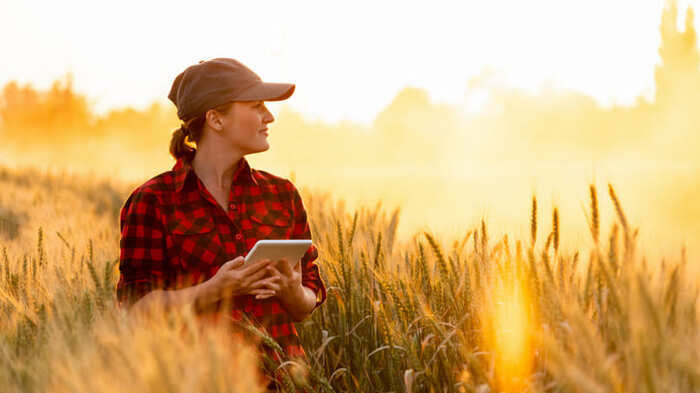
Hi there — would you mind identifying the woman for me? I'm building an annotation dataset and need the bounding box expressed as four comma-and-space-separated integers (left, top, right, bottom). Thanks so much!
116, 58, 327, 391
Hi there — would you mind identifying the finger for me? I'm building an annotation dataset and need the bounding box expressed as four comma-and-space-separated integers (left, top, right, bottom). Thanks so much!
277, 258, 293, 276
266, 266, 284, 279
250, 288, 276, 297
255, 292, 276, 300
263, 274, 283, 284
252, 277, 282, 291
250, 285, 276, 295
240, 258, 274, 275
238, 262, 274, 287
243, 264, 273, 284
240, 257, 267, 271
260, 281, 281, 292
251, 275, 279, 287
248, 288, 277, 299
263, 279, 282, 292
278, 261, 292, 277
222, 256, 245, 270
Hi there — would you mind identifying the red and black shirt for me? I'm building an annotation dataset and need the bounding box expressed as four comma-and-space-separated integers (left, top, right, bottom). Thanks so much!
116, 156, 327, 364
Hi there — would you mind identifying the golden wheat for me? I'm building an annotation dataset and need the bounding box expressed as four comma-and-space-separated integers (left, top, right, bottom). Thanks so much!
0, 165, 696, 393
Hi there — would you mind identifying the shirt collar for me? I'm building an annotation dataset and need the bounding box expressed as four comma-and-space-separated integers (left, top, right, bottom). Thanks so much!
173, 156, 258, 193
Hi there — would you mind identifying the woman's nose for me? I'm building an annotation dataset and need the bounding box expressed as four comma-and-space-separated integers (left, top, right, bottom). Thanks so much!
264, 109, 274, 124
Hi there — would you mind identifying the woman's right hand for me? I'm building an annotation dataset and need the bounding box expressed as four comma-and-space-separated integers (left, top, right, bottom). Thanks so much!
201, 256, 280, 305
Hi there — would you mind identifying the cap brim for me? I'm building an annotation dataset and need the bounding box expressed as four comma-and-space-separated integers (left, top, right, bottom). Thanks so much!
236, 82, 295, 101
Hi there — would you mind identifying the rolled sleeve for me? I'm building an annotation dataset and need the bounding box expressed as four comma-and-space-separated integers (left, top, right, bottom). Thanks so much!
290, 184, 327, 310
116, 188, 170, 310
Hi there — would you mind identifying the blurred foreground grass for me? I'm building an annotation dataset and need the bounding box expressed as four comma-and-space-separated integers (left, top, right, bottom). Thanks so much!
0, 163, 697, 393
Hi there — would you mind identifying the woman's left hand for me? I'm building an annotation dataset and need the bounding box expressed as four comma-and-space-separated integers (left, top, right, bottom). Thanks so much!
254, 258, 302, 300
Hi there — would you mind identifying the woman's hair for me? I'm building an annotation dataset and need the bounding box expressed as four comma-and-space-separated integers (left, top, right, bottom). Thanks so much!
169, 101, 236, 162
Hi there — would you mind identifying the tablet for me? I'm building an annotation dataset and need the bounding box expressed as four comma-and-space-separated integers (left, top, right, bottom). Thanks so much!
244, 239, 312, 267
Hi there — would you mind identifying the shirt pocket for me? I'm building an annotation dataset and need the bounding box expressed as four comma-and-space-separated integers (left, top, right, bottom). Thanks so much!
167, 214, 223, 276
248, 201, 294, 240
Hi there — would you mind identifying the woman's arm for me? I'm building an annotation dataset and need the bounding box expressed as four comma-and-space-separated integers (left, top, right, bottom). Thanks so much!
118, 187, 215, 316
280, 284, 319, 322
266, 260, 320, 322
290, 185, 327, 312
117, 188, 170, 311
266, 183, 326, 321
123, 255, 278, 321
127, 279, 215, 319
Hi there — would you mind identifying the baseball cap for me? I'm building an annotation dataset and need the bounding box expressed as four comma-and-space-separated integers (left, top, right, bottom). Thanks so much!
168, 58, 295, 121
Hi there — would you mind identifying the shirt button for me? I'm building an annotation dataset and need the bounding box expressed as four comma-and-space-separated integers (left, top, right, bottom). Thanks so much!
230, 203, 237, 210
235, 233, 243, 240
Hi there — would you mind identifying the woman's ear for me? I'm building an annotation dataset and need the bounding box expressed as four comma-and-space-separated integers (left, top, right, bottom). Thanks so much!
205, 109, 224, 132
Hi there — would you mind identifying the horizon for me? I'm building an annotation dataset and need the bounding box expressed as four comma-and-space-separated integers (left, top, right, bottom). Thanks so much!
2, 0, 698, 125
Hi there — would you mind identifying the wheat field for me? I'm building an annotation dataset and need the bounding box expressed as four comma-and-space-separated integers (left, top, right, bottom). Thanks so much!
0, 162, 697, 393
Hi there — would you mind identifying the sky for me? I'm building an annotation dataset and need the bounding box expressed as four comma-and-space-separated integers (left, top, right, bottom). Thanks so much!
1, 0, 699, 271
0, 0, 696, 125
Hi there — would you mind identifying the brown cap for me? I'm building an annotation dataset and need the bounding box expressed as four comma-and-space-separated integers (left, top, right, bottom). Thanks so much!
168, 58, 295, 121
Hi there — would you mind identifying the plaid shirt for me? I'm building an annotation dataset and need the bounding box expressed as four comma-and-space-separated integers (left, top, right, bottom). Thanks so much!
117, 156, 326, 372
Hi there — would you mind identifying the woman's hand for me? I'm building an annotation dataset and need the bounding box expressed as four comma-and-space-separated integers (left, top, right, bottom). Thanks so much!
258, 258, 318, 321
254, 258, 302, 300
200, 256, 282, 306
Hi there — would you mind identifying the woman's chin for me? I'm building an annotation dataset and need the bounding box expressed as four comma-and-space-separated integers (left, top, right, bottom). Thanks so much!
241, 143, 269, 156
255, 143, 270, 153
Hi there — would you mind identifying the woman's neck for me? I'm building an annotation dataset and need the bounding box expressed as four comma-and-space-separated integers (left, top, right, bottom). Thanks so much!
191, 147, 244, 191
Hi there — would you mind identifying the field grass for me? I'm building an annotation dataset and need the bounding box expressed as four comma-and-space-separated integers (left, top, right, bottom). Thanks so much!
0, 164, 697, 393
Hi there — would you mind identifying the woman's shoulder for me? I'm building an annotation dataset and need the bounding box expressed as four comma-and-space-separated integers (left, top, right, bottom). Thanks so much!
141, 169, 180, 193
250, 168, 298, 196
122, 169, 176, 210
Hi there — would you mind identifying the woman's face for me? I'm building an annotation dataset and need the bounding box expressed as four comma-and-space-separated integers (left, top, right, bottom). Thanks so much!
214, 100, 274, 155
